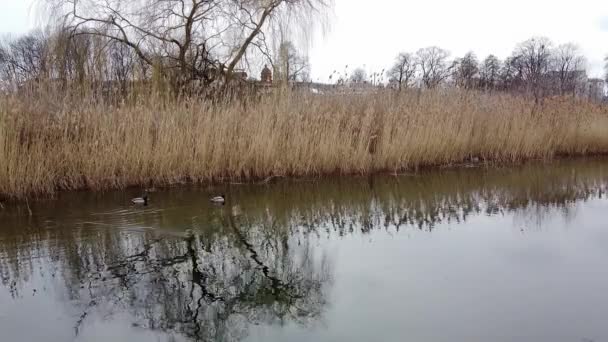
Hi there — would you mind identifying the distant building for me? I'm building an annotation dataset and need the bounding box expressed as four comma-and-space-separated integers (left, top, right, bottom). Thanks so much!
261, 65, 272, 84
543, 70, 606, 102
587, 78, 605, 102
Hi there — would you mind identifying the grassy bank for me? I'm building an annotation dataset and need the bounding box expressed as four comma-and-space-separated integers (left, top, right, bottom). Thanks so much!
1, 88, 608, 200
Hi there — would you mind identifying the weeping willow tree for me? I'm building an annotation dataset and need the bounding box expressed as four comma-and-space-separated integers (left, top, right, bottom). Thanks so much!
41, 0, 332, 89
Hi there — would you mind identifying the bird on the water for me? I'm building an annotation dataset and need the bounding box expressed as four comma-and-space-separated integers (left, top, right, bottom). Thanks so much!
131, 192, 149, 205
210, 194, 225, 204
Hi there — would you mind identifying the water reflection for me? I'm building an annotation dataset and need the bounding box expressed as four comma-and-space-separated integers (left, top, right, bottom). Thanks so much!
0, 159, 607, 342
1, 208, 330, 341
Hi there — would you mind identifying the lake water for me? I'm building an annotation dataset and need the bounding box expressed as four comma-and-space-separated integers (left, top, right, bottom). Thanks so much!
1, 159, 608, 342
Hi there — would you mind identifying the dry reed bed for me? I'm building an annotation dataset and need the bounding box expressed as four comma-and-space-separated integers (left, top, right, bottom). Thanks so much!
1, 89, 608, 199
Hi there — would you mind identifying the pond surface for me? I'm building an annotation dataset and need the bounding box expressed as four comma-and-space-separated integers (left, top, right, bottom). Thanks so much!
1, 159, 608, 342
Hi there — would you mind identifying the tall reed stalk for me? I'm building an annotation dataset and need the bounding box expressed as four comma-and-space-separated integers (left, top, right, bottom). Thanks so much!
1, 86, 607, 199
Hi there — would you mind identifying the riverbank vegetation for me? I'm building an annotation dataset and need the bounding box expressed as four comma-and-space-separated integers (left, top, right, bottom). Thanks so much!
1, 86, 608, 200
1, 1, 608, 201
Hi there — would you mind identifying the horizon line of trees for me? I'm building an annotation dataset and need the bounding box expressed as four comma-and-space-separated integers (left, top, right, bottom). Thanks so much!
1, 18, 606, 102
381, 37, 607, 101
334, 38, 606, 102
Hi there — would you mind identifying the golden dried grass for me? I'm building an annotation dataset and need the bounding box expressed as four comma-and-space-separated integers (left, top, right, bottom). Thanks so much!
1, 88, 607, 199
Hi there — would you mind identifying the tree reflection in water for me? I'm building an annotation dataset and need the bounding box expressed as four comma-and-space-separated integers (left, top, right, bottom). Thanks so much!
0, 158, 607, 341
0, 202, 331, 341
73, 213, 330, 341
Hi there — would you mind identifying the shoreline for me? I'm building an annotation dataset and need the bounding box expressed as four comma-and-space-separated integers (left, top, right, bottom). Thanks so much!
2, 154, 607, 204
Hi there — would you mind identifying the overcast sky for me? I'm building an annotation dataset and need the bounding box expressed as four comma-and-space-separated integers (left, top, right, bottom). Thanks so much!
1, 0, 607, 81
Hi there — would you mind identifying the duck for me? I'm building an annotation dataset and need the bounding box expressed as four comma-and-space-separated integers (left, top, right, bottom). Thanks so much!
131, 192, 149, 205
210, 194, 225, 204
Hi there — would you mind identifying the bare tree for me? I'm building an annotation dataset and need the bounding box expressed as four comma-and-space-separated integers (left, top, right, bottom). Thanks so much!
551, 43, 586, 96
274, 41, 310, 83
0, 31, 49, 85
479, 55, 501, 91
350, 67, 366, 84
452, 51, 479, 89
107, 40, 138, 92
46, 0, 331, 87
387, 52, 416, 91
499, 56, 524, 92
415, 46, 452, 89
512, 37, 553, 101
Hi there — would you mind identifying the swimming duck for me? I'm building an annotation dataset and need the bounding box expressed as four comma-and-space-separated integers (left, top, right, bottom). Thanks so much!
131, 192, 149, 205
210, 195, 225, 204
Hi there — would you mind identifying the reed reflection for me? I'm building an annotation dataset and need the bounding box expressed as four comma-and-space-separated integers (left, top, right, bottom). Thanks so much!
0, 158, 607, 341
